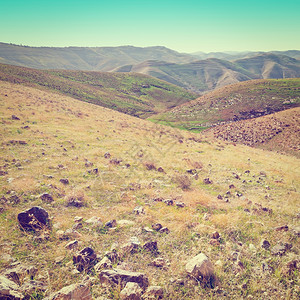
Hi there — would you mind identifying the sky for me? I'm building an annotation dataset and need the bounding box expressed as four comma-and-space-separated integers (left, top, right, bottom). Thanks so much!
1, 0, 300, 53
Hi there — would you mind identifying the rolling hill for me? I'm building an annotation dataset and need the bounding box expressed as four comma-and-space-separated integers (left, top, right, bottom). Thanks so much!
150, 78, 300, 129
116, 54, 300, 93
0, 43, 196, 71
0, 80, 299, 299
0, 63, 196, 118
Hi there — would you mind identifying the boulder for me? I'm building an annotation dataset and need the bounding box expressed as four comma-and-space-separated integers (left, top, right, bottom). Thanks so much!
99, 269, 149, 290
73, 247, 97, 272
0, 275, 24, 299
47, 282, 92, 300
120, 282, 142, 300
142, 286, 164, 299
185, 253, 214, 283
17, 207, 50, 231
4, 263, 38, 285
94, 257, 112, 272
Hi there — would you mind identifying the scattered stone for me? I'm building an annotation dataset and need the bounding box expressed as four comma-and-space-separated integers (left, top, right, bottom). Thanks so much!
284, 260, 299, 275
159, 227, 169, 234
95, 257, 112, 272
11, 115, 20, 120
260, 239, 271, 250
133, 206, 145, 215
203, 178, 213, 184
0, 275, 24, 299
236, 192, 243, 197
229, 184, 235, 189
8, 140, 27, 145
143, 241, 158, 254
40, 193, 54, 203
105, 219, 117, 228
4, 264, 38, 285
211, 231, 220, 239
104, 152, 111, 159
142, 286, 164, 299
152, 224, 162, 231
59, 178, 69, 185
143, 227, 154, 233
65, 240, 79, 250
105, 251, 119, 264
73, 247, 97, 272
57, 229, 81, 241
121, 242, 140, 256
120, 282, 142, 300
99, 269, 149, 290
74, 216, 83, 222
66, 198, 84, 208
292, 226, 300, 237
110, 158, 122, 165
157, 167, 165, 173
271, 243, 292, 256
217, 194, 223, 200
209, 239, 220, 246
163, 199, 173, 205
88, 168, 99, 175
176, 201, 185, 208
0, 170, 8, 176
17, 206, 50, 231
187, 169, 197, 175
43, 174, 54, 179
85, 216, 102, 226
149, 257, 167, 268
260, 171, 267, 177
185, 253, 214, 285
85, 161, 93, 167
233, 173, 241, 180
275, 225, 289, 231
47, 282, 92, 300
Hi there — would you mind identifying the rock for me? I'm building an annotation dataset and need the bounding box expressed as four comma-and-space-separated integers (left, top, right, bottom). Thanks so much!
40, 193, 54, 203
65, 240, 78, 250
275, 225, 289, 231
260, 239, 270, 250
73, 247, 97, 272
74, 216, 83, 222
229, 184, 235, 189
163, 199, 173, 206
120, 282, 142, 300
292, 226, 300, 237
159, 227, 169, 234
284, 260, 299, 275
203, 178, 213, 184
11, 115, 20, 120
150, 257, 168, 268
105, 251, 119, 264
176, 201, 185, 208
95, 257, 112, 272
217, 194, 223, 200
105, 219, 117, 228
271, 243, 292, 256
211, 231, 220, 239
185, 253, 214, 283
104, 152, 111, 159
99, 269, 149, 290
4, 264, 38, 285
143, 227, 154, 233
143, 241, 158, 254
17, 206, 50, 231
157, 167, 165, 173
133, 206, 145, 215
72, 222, 83, 230
142, 286, 164, 299
47, 282, 92, 300
85, 161, 93, 167
0, 275, 24, 299
85, 216, 102, 227
59, 178, 69, 185
209, 239, 220, 246
121, 242, 140, 256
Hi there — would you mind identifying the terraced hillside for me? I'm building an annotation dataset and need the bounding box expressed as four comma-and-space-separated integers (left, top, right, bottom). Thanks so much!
150, 78, 300, 131
0, 63, 196, 118
0, 81, 299, 299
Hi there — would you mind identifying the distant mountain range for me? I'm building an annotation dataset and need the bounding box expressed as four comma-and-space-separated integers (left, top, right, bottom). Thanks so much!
1, 42, 299, 93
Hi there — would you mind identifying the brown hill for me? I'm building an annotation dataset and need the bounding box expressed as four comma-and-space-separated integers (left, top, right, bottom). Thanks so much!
204, 107, 300, 157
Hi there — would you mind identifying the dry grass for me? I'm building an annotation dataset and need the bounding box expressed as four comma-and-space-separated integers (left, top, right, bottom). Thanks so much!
0, 81, 299, 299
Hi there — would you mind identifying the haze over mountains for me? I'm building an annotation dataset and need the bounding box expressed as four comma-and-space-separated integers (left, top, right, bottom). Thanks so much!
1, 42, 300, 93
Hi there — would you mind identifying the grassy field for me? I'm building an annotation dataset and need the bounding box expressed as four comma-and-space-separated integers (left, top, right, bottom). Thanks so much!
0, 81, 299, 299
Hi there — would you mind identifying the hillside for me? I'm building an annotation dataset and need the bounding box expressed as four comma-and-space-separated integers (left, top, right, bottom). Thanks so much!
113, 58, 258, 93
204, 107, 300, 157
0, 63, 196, 118
0, 81, 299, 299
150, 78, 300, 131
0, 43, 195, 71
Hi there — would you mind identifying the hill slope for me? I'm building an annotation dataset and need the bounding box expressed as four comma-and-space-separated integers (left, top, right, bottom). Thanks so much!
0, 63, 196, 118
0, 81, 299, 299
150, 78, 300, 130
204, 107, 300, 157
0, 43, 195, 71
